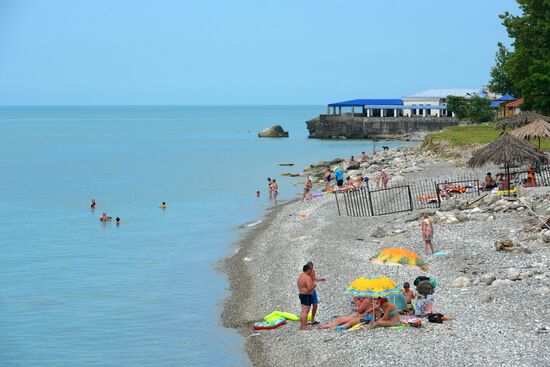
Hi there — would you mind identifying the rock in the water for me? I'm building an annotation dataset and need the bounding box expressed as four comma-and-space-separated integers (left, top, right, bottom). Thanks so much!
371, 227, 387, 238
480, 273, 496, 285
258, 125, 289, 138
452, 276, 471, 288
506, 268, 520, 281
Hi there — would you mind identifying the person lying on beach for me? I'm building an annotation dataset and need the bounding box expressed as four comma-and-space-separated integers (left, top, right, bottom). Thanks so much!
100, 212, 112, 222
362, 297, 401, 329
318, 297, 374, 330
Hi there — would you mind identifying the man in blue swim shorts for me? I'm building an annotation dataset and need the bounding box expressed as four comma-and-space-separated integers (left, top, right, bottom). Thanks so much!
297, 263, 315, 331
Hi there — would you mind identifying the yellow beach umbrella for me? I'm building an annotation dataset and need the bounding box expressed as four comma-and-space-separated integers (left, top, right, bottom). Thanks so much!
369, 247, 429, 271
343, 276, 400, 298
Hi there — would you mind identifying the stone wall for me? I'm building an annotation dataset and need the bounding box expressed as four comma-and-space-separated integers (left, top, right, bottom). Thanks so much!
306, 114, 459, 139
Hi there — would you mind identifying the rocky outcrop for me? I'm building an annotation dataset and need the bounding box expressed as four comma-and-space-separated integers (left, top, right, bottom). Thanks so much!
258, 125, 289, 138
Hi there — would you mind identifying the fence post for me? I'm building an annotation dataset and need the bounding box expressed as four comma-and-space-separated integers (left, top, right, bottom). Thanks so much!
334, 191, 341, 216
367, 187, 375, 216
434, 181, 441, 208
407, 185, 414, 212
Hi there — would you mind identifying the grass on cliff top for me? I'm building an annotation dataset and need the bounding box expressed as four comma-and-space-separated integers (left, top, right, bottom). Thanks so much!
428, 122, 550, 150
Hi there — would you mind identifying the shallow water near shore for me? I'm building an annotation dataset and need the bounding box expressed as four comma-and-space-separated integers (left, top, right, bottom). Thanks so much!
0, 105, 411, 366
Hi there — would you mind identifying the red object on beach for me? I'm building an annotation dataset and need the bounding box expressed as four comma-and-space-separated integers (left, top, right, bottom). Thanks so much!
253, 318, 287, 330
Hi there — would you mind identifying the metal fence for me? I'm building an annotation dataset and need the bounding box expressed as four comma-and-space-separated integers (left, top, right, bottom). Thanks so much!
334, 166, 550, 217
334, 185, 413, 217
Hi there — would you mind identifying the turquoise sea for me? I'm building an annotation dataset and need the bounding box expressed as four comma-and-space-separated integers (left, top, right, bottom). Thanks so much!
0, 106, 410, 366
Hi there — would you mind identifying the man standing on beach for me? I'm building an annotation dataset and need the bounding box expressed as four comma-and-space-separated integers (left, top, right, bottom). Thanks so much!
297, 263, 315, 331
334, 167, 344, 188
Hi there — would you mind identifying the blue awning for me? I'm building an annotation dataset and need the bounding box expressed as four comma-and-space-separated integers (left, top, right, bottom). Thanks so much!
328, 99, 403, 107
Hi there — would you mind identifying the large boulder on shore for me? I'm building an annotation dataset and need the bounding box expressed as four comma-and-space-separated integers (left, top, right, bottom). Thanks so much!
258, 125, 289, 138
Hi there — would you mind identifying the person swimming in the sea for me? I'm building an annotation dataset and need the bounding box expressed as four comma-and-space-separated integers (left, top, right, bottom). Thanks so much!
90, 199, 96, 210
160, 202, 167, 209
115, 217, 120, 225
100, 212, 112, 222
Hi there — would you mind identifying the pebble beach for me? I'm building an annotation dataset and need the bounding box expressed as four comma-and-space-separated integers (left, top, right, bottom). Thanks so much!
222, 144, 550, 367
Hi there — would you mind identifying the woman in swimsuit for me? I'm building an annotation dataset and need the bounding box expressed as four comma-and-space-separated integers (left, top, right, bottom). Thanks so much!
421, 213, 435, 255
318, 297, 374, 330
363, 297, 401, 329
271, 179, 278, 206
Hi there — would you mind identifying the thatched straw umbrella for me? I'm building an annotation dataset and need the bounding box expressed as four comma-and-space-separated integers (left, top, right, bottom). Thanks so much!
467, 132, 546, 196
510, 118, 550, 149
496, 111, 550, 130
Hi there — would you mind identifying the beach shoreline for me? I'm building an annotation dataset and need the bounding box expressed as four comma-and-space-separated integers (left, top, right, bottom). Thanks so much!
221, 146, 550, 367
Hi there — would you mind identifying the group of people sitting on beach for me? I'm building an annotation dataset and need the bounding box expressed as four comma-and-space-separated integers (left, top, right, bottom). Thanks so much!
480, 162, 540, 192
316, 278, 436, 331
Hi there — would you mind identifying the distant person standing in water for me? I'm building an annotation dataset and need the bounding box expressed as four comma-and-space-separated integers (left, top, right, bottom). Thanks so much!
115, 217, 121, 225
100, 212, 112, 222
271, 179, 278, 206
268, 178, 273, 199
256, 191, 260, 198
90, 199, 96, 210
160, 202, 167, 209
421, 213, 435, 255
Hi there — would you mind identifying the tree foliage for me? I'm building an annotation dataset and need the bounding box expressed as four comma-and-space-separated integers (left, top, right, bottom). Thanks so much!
466, 96, 494, 123
446, 96, 468, 120
491, 0, 550, 114
488, 42, 515, 95
446, 95, 494, 123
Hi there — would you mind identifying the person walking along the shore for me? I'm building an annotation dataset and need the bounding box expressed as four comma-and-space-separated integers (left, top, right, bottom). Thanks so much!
306, 261, 326, 325
268, 178, 273, 199
324, 168, 332, 190
297, 263, 315, 331
302, 176, 313, 202
272, 179, 278, 206
421, 213, 435, 255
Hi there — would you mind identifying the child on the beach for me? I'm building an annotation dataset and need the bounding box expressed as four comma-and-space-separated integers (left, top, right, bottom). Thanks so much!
421, 213, 435, 255
401, 282, 416, 311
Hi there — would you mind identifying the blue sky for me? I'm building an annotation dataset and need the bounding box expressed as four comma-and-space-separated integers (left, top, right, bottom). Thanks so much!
0, 0, 519, 105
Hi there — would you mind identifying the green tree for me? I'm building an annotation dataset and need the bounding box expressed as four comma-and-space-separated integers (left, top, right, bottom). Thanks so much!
498, 0, 550, 114
488, 42, 515, 95
467, 96, 494, 123
446, 95, 468, 120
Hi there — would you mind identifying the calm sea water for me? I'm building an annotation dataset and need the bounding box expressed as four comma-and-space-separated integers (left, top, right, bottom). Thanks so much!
0, 106, 410, 366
